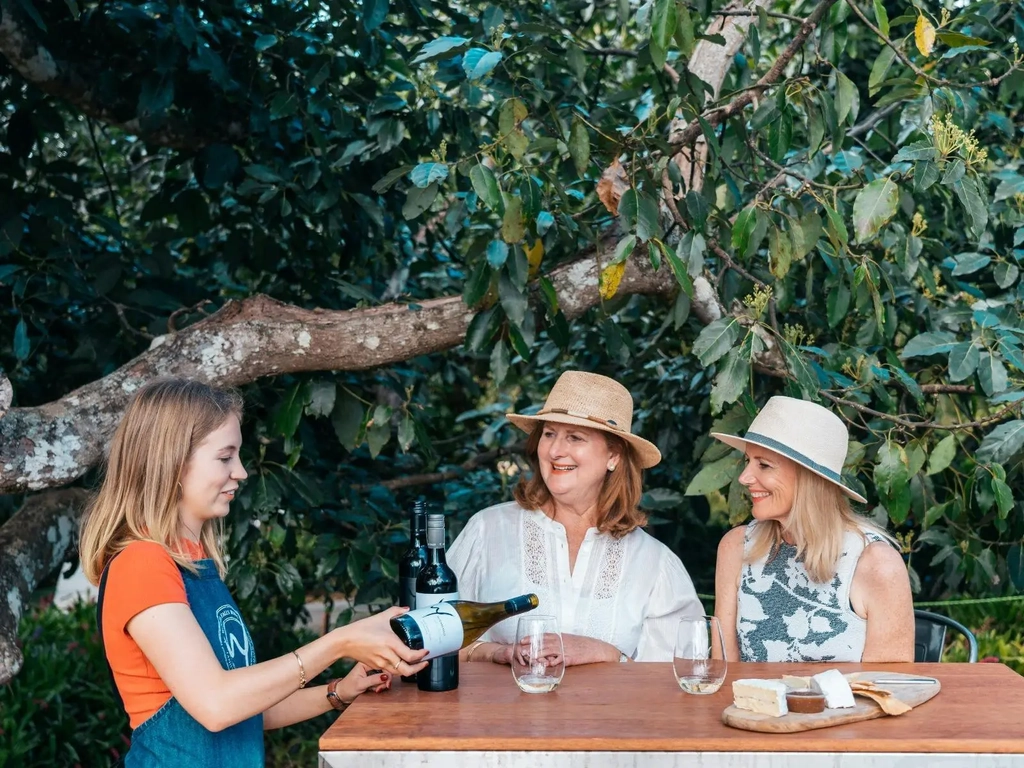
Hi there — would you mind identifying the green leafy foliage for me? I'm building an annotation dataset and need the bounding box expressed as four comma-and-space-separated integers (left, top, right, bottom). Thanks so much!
0, 599, 341, 767
0, 600, 131, 767
852, 177, 899, 243
1, 3, 1024, 738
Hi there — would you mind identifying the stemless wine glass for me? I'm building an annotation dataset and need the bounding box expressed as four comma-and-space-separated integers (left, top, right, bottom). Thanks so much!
673, 615, 727, 694
511, 615, 565, 693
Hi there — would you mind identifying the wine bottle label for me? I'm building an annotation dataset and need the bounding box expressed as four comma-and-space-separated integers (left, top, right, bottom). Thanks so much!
412, 592, 463, 659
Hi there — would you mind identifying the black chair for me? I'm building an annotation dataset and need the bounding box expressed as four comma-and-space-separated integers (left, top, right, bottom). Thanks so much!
914, 609, 979, 662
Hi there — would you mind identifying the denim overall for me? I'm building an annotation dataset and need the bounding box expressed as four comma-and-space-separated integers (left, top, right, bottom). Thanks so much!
99, 558, 265, 767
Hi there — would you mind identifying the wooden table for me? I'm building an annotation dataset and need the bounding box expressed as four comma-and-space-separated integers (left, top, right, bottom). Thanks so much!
319, 661, 1024, 767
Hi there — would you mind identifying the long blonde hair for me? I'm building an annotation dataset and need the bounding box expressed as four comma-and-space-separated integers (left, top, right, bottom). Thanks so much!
746, 468, 894, 583
79, 378, 244, 584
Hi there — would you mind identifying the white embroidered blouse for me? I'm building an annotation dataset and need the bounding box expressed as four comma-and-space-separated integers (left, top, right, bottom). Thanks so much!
447, 501, 704, 661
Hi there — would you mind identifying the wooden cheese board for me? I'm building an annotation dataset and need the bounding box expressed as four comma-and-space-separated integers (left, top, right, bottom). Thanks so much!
721, 671, 941, 734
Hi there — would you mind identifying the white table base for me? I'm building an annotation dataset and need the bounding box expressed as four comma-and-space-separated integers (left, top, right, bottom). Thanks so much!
320, 751, 1020, 768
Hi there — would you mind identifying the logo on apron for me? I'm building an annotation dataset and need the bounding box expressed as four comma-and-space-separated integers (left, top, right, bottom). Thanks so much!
216, 604, 256, 669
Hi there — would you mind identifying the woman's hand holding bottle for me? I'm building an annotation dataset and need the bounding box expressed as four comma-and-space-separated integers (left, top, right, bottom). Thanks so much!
334, 607, 429, 677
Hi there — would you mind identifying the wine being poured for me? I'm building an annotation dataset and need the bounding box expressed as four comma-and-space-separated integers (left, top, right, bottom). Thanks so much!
390, 593, 541, 659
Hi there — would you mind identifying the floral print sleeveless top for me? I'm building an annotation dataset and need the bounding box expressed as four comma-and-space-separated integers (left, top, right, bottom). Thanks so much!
736, 521, 887, 662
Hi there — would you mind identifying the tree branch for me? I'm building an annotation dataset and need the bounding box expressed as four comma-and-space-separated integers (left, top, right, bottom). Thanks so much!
844, 0, 1023, 90
86, 118, 123, 224
714, 9, 806, 24
0, 249, 679, 494
747, 139, 864, 191
847, 103, 899, 138
819, 391, 1024, 432
0, 373, 10, 421
920, 384, 976, 395
358, 447, 520, 491
670, 0, 840, 150
584, 47, 637, 57
667, 0, 773, 197
0, 488, 91, 684
709, 239, 767, 289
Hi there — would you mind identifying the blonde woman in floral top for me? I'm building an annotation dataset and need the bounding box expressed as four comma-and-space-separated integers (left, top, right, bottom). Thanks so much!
711, 397, 914, 663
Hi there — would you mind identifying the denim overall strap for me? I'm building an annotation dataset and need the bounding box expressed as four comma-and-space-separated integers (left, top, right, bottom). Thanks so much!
125, 560, 264, 768
97, 558, 129, 767
97, 558, 128, 717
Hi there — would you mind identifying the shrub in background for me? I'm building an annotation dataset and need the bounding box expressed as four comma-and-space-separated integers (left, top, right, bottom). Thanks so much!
0, 600, 129, 768
0, 599, 343, 768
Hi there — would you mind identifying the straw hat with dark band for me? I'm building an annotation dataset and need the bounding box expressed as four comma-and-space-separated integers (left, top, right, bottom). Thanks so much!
710, 395, 866, 503
506, 371, 662, 468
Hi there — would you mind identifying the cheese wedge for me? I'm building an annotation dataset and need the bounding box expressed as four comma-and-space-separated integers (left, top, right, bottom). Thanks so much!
812, 669, 855, 709
731, 679, 789, 717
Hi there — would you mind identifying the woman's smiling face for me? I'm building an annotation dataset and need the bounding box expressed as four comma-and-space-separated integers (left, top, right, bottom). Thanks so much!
537, 422, 618, 509
178, 415, 247, 535
738, 446, 799, 522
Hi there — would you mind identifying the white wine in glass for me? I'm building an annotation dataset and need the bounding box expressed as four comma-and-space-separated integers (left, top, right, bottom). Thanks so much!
673, 615, 727, 695
512, 615, 564, 693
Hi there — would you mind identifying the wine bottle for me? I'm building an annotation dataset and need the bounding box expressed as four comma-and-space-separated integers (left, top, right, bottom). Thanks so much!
412, 513, 459, 692
397, 500, 428, 682
390, 593, 540, 659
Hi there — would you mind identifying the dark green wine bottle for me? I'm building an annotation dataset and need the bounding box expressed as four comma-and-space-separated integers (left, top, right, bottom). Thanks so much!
411, 513, 459, 692
397, 500, 428, 682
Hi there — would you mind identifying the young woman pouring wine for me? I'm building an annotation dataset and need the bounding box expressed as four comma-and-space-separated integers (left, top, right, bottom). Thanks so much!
79, 379, 427, 767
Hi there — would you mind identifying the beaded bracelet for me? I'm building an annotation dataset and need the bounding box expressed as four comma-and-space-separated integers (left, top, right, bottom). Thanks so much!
292, 650, 307, 688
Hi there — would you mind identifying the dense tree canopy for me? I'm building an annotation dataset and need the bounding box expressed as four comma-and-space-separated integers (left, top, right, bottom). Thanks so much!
1, 0, 1023, 684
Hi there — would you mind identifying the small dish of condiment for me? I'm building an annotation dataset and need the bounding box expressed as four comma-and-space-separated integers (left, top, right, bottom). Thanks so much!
785, 689, 827, 714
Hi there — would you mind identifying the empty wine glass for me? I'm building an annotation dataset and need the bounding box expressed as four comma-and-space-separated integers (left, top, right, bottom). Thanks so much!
511, 614, 564, 693
673, 615, 727, 694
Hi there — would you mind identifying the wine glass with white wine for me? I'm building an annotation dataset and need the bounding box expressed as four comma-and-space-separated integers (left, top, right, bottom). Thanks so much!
673, 615, 727, 695
511, 615, 564, 693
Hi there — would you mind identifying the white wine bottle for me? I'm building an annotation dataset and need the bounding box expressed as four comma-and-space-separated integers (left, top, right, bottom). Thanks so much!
390, 593, 540, 660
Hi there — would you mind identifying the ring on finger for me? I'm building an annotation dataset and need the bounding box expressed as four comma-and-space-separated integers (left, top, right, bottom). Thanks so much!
392, 659, 402, 672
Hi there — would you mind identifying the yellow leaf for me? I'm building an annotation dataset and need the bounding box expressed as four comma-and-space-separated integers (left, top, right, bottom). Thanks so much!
915, 15, 936, 57
524, 238, 544, 276
599, 261, 626, 300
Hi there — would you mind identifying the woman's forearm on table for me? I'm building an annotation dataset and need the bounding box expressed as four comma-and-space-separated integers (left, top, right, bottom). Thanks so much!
262, 685, 333, 730
461, 641, 506, 662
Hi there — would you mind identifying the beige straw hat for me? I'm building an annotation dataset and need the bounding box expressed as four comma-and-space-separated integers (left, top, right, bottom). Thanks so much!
710, 396, 866, 503
506, 371, 662, 468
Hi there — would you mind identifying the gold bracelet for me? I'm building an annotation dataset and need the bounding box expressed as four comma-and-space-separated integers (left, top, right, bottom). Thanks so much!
465, 640, 486, 662
292, 650, 307, 688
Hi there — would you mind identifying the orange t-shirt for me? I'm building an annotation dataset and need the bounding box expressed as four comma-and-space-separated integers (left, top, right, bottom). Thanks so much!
101, 539, 206, 729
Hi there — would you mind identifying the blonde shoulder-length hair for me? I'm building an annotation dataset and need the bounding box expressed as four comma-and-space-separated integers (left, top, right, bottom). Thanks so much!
746, 467, 894, 583
79, 378, 244, 585
512, 423, 646, 538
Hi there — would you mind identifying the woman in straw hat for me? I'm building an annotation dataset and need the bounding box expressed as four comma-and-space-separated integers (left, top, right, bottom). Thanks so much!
448, 371, 704, 665
712, 396, 914, 663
